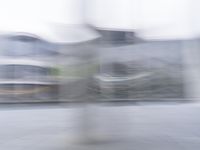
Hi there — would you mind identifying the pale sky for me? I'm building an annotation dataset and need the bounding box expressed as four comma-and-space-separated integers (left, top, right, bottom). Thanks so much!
0, 0, 199, 40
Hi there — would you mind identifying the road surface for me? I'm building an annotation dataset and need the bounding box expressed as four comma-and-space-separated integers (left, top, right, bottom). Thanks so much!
0, 103, 200, 150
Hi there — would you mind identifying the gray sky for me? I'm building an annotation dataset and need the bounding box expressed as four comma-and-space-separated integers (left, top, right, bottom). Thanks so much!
0, 0, 199, 40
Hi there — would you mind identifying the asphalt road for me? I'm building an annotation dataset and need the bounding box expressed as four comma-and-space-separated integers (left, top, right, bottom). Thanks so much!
0, 103, 200, 150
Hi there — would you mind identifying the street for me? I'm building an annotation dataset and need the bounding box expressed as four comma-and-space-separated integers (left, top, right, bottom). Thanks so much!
0, 103, 200, 150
